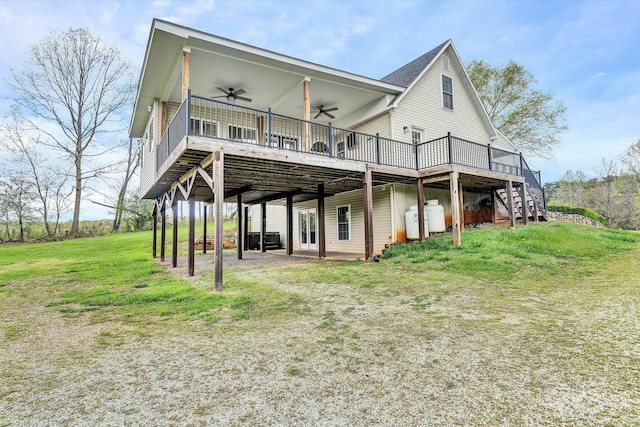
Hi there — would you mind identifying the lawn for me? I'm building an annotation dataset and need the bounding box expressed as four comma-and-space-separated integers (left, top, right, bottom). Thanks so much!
1, 221, 639, 425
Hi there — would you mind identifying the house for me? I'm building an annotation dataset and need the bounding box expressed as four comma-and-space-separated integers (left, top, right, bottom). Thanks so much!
129, 19, 545, 289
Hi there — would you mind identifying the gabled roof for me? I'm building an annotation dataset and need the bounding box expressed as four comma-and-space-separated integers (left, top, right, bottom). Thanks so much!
379, 40, 511, 148
381, 40, 449, 87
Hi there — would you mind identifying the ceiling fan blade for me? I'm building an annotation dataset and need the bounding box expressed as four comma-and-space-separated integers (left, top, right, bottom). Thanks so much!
213, 95, 228, 99
314, 111, 321, 119
325, 112, 336, 119
234, 88, 246, 96
216, 87, 228, 94
324, 107, 339, 112
236, 96, 252, 103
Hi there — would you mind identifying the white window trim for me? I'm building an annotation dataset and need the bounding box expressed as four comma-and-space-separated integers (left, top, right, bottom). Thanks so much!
337, 204, 351, 241
411, 126, 424, 145
228, 124, 257, 143
191, 117, 219, 138
267, 133, 299, 150
441, 74, 454, 111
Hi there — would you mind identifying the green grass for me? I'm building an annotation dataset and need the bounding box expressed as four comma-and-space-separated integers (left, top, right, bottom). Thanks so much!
382, 221, 640, 282
1, 221, 638, 328
0, 229, 306, 326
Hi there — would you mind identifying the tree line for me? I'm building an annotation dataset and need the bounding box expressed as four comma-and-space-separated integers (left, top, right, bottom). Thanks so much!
544, 139, 640, 230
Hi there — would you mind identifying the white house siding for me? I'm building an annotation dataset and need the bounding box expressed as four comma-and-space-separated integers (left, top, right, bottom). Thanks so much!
139, 103, 161, 198
392, 46, 495, 147
249, 204, 288, 242
293, 185, 393, 255
352, 114, 390, 137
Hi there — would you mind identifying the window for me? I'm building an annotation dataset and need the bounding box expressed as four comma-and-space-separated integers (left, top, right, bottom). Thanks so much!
442, 55, 450, 72
268, 134, 298, 150
191, 118, 218, 138
442, 75, 453, 110
337, 141, 345, 159
346, 132, 358, 149
411, 129, 423, 145
337, 205, 350, 241
229, 125, 257, 143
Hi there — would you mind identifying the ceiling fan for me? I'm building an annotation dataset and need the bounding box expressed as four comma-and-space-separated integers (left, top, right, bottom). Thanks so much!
214, 87, 252, 103
314, 105, 339, 120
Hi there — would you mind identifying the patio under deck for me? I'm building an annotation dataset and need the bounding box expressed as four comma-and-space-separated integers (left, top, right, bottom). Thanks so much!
147, 96, 544, 291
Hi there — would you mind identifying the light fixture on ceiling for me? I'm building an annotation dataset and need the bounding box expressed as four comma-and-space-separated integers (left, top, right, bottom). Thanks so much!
227, 93, 235, 103
147, 105, 152, 112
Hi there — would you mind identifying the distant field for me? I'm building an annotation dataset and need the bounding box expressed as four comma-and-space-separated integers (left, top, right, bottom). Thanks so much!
1, 221, 639, 425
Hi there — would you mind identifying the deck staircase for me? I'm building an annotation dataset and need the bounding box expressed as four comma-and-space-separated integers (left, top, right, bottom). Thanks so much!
495, 183, 547, 222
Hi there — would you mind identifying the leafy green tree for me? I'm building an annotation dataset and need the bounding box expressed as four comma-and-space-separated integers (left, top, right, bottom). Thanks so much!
467, 59, 567, 159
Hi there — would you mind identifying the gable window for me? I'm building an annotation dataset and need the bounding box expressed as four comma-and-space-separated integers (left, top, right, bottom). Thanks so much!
228, 125, 257, 143
337, 205, 351, 241
442, 75, 453, 110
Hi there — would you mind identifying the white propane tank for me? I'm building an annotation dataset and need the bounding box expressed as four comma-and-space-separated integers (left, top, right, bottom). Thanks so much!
405, 205, 429, 240
426, 199, 446, 232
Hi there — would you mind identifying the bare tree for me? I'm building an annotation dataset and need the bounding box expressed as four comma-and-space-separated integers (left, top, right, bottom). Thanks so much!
621, 138, 640, 192
592, 159, 619, 223
0, 173, 34, 241
1, 121, 73, 237
8, 28, 133, 236
111, 138, 141, 231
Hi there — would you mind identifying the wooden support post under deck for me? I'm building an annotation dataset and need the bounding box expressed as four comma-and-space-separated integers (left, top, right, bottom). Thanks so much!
363, 166, 374, 259
417, 178, 425, 242
260, 202, 267, 253
172, 199, 178, 268
490, 190, 499, 224
213, 151, 224, 291
244, 206, 249, 252
188, 195, 195, 277
160, 204, 166, 262
506, 180, 516, 230
450, 171, 461, 246
202, 205, 207, 254
152, 205, 158, 258
533, 191, 540, 223
286, 195, 293, 256
237, 194, 243, 260
318, 183, 326, 258
182, 49, 190, 101
303, 78, 310, 152
459, 181, 465, 233
518, 183, 529, 225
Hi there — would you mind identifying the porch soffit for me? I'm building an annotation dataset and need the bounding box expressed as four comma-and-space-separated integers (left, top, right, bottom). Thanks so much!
132, 19, 404, 137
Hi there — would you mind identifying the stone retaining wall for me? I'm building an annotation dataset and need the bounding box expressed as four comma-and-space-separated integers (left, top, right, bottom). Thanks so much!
546, 211, 605, 227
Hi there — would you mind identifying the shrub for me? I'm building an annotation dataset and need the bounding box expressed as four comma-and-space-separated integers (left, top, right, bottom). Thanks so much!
546, 203, 607, 225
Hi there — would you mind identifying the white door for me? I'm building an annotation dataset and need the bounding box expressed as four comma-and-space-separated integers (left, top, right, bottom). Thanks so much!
299, 209, 317, 250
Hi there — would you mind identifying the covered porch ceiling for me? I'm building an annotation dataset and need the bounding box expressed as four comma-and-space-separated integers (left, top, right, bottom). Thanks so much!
130, 20, 404, 138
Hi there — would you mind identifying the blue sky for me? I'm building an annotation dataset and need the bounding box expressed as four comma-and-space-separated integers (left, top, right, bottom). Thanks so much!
1, 0, 639, 218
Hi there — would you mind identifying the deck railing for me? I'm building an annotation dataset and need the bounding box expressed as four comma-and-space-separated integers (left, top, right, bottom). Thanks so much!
156, 92, 543, 189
